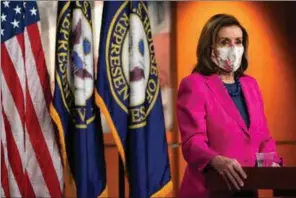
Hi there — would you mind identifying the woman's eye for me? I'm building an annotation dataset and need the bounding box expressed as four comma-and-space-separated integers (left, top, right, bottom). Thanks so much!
220, 40, 229, 46
236, 40, 243, 45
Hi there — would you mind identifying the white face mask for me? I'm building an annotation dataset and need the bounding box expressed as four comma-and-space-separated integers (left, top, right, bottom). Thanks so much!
211, 46, 244, 72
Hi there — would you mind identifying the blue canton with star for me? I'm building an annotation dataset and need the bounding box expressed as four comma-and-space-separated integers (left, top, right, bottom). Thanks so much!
1, 1, 40, 43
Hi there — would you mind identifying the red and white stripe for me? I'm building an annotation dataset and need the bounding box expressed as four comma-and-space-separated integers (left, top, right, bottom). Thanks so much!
1, 21, 63, 197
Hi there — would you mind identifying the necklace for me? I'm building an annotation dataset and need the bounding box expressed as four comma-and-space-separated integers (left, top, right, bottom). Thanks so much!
224, 78, 241, 97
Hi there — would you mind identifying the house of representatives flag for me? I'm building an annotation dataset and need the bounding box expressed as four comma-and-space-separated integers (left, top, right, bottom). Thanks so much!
95, 1, 172, 197
50, 1, 107, 197
1, 1, 63, 197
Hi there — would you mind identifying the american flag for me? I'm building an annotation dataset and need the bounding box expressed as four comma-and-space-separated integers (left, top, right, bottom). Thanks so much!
1, 1, 63, 197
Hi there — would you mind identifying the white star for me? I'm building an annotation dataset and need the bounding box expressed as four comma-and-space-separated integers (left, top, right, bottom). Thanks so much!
1, 14, 7, 22
30, 7, 37, 16
14, 5, 22, 15
23, 2, 26, 7
1, 29, 4, 36
3, 1, 10, 8
11, 19, 19, 28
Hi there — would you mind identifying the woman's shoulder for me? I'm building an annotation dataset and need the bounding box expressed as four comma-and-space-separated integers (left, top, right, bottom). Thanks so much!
178, 73, 207, 94
180, 72, 207, 86
178, 73, 208, 99
240, 74, 259, 87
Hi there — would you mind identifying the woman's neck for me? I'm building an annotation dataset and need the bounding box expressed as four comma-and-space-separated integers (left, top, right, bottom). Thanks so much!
219, 72, 235, 84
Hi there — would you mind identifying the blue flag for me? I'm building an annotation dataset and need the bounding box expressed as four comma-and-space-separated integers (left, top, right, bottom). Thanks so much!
51, 1, 107, 197
95, 1, 172, 197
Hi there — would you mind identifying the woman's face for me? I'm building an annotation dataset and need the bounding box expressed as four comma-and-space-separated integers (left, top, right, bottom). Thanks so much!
211, 25, 244, 72
215, 25, 243, 48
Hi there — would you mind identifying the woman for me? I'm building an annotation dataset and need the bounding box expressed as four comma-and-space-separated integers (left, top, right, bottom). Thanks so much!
177, 14, 281, 198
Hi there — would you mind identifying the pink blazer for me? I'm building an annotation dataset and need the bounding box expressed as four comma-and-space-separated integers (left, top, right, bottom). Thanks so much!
177, 73, 280, 198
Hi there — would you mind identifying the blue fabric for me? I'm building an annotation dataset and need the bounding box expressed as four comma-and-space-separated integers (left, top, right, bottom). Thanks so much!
224, 82, 250, 128
1, 1, 39, 43
96, 2, 171, 198
53, 2, 106, 197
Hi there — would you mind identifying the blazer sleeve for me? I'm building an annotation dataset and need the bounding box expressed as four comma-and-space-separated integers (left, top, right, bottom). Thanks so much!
177, 76, 218, 171
254, 80, 282, 164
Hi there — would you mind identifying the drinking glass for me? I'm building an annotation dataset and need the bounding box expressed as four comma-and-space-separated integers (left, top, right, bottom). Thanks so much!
256, 152, 278, 167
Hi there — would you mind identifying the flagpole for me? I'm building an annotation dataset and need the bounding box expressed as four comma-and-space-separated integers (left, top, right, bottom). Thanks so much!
118, 153, 125, 198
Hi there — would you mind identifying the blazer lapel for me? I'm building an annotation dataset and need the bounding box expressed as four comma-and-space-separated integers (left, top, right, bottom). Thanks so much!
239, 77, 254, 132
205, 74, 250, 136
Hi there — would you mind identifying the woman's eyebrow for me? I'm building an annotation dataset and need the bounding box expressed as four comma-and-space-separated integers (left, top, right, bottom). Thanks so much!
217, 37, 229, 41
